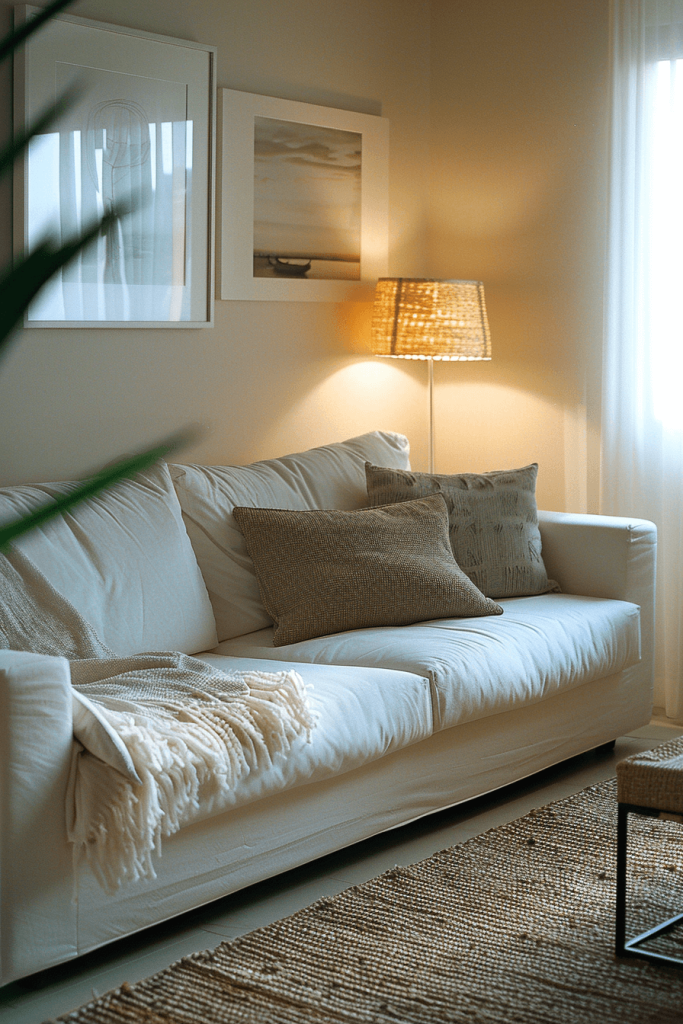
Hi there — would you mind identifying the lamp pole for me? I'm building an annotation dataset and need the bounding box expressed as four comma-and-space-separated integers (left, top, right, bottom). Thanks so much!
428, 357, 434, 474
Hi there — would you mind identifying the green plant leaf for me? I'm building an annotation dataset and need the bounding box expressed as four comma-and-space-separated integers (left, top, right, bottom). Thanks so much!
0, 211, 117, 359
0, 0, 76, 63
0, 429, 196, 551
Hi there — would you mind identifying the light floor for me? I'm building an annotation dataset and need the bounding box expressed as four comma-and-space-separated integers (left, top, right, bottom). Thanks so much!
3, 723, 682, 1024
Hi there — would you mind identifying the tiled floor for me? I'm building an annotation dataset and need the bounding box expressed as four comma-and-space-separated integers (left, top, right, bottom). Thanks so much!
3, 724, 682, 1024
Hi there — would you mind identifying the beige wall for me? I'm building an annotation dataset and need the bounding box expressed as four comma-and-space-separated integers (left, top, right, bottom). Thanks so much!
0, 0, 611, 512
428, 0, 610, 511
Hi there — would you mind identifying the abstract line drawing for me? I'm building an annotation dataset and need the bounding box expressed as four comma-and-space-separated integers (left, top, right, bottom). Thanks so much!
85, 100, 153, 290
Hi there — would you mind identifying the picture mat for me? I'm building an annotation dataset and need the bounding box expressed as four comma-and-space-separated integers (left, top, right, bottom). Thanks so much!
14, 7, 216, 327
219, 89, 388, 301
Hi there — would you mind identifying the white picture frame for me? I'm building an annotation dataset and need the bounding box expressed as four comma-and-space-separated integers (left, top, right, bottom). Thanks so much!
218, 89, 389, 302
14, 7, 216, 328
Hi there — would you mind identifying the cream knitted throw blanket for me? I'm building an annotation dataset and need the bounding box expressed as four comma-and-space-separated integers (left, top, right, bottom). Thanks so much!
0, 546, 315, 892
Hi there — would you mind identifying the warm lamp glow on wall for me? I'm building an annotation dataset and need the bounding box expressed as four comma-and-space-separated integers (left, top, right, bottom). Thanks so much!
371, 278, 492, 472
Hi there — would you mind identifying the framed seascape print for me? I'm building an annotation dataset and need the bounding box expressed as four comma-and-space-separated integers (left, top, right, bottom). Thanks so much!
218, 89, 389, 301
14, 7, 216, 327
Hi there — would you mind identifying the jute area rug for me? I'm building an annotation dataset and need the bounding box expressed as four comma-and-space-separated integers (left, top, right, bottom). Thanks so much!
57, 775, 683, 1024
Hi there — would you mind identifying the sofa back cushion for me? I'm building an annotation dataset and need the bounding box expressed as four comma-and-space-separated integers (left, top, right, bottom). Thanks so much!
169, 431, 411, 642
0, 463, 217, 657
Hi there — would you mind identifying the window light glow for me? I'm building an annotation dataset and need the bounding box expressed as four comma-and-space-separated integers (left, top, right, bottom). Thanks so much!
161, 122, 173, 176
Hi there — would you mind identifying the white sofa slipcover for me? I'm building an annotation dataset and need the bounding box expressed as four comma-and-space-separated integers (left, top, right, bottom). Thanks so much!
0, 431, 656, 985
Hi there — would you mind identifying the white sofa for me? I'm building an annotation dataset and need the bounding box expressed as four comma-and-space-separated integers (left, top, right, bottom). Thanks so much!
0, 431, 656, 985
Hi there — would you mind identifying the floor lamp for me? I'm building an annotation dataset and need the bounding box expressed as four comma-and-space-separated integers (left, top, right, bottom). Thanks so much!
370, 278, 492, 473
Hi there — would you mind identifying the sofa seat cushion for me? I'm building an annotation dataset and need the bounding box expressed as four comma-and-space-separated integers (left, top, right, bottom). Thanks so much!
0, 464, 217, 657
209, 593, 641, 732
190, 655, 432, 816
169, 431, 411, 643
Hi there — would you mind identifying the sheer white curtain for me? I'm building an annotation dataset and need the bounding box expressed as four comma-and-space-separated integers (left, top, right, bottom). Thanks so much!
603, 0, 683, 718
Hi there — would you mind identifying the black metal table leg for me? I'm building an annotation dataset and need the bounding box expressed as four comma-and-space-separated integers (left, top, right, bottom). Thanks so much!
616, 802, 683, 966
615, 802, 628, 957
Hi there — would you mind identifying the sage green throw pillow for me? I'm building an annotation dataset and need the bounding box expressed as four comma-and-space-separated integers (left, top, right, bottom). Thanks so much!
232, 494, 502, 647
365, 462, 557, 599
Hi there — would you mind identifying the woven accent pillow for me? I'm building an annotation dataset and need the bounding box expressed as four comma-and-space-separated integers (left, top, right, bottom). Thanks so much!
365, 462, 557, 599
232, 494, 502, 647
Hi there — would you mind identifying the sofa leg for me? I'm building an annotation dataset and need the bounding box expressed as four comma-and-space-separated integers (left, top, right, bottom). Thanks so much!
597, 739, 616, 752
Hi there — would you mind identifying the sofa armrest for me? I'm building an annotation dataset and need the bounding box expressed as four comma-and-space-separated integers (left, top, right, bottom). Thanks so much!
0, 650, 77, 984
537, 510, 656, 604
538, 511, 656, 721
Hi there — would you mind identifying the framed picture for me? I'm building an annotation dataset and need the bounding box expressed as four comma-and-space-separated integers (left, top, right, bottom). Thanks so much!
218, 89, 389, 301
14, 7, 216, 328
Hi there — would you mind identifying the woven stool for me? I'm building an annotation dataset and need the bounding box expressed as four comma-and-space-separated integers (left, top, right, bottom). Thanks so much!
616, 743, 683, 965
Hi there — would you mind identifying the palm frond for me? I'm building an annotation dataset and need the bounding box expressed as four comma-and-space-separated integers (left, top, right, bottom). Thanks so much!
0, 212, 118, 359
0, 0, 76, 63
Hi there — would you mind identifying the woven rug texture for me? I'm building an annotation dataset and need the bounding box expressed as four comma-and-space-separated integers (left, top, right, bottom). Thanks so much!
56, 773, 683, 1024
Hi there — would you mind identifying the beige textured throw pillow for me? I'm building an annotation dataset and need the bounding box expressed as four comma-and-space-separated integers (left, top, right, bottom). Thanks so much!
365, 462, 557, 599
232, 494, 502, 647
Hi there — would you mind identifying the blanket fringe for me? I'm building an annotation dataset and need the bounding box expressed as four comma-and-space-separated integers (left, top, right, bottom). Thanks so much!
69, 670, 315, 893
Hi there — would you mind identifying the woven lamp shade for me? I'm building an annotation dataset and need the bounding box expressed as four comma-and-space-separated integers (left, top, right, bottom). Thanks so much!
371, 278, 492, 360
